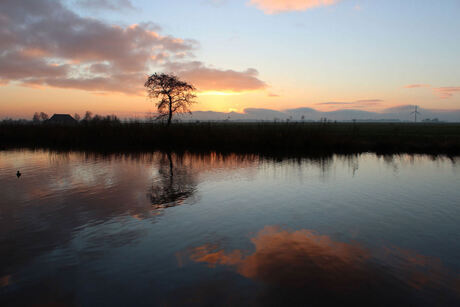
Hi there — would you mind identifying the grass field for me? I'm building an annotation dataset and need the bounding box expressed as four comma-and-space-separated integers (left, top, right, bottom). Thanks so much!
1, 121, 460, 156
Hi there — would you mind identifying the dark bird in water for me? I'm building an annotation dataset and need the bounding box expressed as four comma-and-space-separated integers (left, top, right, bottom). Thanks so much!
16, 170, 21, 178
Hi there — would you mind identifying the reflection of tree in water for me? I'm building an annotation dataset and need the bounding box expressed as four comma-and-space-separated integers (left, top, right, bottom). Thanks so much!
148, 152, 197, 210
381, 154, 400, 174
345, 154, 360, 177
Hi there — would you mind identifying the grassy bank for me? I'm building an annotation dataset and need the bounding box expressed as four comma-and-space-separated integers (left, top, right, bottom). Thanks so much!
1, 122, 460, 156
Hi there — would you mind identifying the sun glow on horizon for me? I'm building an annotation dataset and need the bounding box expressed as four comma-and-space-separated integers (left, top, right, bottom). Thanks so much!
197, 91, 244, 96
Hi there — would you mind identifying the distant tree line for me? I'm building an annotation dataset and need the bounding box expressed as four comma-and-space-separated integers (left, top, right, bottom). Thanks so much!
32, 112, 49, 122
74, 111, 120, 124
1, 111, 120, 125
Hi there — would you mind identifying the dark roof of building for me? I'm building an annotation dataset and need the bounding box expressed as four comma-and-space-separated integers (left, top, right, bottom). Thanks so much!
47, 114, 78, 124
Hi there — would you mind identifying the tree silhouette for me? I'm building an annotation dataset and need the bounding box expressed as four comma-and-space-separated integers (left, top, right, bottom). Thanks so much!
83, 111, 93, 121
32, 112, 40, 123
148, 152, 197, 210
32, 112, 49, 122
144, 73, 196, 126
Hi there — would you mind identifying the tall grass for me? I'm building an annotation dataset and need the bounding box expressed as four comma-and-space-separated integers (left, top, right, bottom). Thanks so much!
1, 121, 460, 156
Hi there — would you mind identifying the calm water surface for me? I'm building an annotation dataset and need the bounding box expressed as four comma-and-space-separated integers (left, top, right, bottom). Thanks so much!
1, 150, 459, 306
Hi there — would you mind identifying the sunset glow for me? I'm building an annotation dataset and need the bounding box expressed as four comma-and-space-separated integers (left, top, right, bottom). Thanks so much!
1, 0, 459, 119
197, 91, 243, 96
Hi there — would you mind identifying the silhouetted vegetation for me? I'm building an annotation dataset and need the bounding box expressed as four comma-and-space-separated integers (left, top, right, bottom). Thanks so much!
145, 73, 197, 126
148, 152, 197, 209
32, 112, 49, 123
1, 120, 460, 155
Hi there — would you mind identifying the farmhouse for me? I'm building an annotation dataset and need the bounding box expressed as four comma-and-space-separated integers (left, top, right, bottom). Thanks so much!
46, 114, 78, 125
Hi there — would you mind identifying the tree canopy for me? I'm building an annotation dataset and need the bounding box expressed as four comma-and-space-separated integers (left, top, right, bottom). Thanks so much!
145, 73, 197, 126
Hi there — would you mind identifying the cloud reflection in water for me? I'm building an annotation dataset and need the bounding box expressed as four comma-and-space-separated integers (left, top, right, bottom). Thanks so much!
188, 226, 459, 306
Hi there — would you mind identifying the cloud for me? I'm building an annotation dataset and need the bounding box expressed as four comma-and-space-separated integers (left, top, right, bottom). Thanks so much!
0, 0, 197, 94
25, 73, 146, 95
0, 52, 70, 81
164, 61, 267, 92
316, 99, 383, 108
190, 226, 371, 285
0, 0, 266, 95
404, 84, 431, 88
73, 0, 135, 11
248, 0, 341, 14
187, 226, 456, 304
404, 84, 460, 99
317, 102, 354, 105
355, 99, 383, 103
432, 87, 460, 99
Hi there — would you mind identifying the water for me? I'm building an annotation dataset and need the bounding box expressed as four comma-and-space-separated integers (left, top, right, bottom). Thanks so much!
0, 150, 459, 306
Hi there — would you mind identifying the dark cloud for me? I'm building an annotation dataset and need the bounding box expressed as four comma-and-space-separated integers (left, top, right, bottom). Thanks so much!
24, 72, 146, 95
0, 52, 69, 81
164, 61, 267, 92
0, 0, 197, 94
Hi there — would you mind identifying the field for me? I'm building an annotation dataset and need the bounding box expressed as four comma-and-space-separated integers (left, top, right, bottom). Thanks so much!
1, 121, 460, 156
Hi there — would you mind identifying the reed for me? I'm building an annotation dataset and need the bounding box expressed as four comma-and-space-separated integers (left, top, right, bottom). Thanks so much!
1, 121, 460, 156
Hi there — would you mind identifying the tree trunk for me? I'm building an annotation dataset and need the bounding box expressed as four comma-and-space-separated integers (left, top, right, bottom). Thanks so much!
167, 96, 173, 126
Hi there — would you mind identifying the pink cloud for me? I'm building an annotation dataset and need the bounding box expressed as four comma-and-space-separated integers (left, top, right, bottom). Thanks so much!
188, 226, 455, 301
164, 61, 267, 92
249, 0, 341, 14
404, 84, 431, 88
0, 0, 267, 96
316, 99, 383, 108
404, 84, 460, 99
0, 0, 196, 94
432, 87, 460, 99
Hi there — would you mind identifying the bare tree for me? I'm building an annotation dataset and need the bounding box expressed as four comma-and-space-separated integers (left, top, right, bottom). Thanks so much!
32, 112, 48, 122
74, 113, 81, 121
39, 112, 49, 121
144, 73, 196, 126
83, 111, 93, 121
32, 112, 40, 123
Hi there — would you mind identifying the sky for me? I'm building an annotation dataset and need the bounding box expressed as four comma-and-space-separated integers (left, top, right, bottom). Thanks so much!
1, 0, 460, 119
